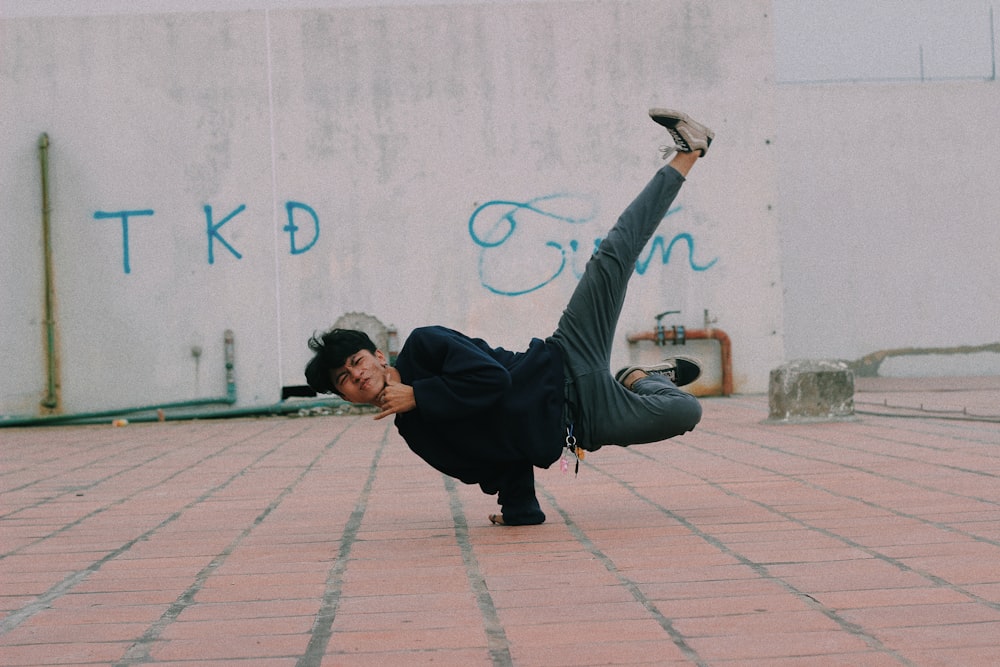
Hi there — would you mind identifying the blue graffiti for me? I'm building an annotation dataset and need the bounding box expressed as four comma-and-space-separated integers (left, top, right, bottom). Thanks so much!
636, 231, 718, 273
205, 204, 245, 264
468, 195, 717, 296
93, 209, 155, 275
284, 201, 320, 255
468, 194, 595, 296
90, 193, 716, 282
94, 202, 323, 274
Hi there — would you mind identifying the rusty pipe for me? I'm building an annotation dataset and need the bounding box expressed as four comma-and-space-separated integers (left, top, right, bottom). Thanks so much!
626, 327, 733, 396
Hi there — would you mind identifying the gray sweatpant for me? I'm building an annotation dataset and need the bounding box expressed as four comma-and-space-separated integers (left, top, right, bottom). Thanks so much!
548, 164, 703, 451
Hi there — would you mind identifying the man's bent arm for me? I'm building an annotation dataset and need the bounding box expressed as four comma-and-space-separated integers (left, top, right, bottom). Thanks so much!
403, 327, 512, 421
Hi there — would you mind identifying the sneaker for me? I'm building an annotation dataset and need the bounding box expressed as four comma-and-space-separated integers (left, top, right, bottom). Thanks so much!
649, 108, 714, 156
615, 356, 703, 389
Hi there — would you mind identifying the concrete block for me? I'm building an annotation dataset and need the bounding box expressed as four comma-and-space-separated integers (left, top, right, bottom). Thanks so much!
767, 360, 856, 423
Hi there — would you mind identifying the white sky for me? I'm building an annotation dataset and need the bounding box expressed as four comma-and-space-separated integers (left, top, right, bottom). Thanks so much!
1, 0, 997, 82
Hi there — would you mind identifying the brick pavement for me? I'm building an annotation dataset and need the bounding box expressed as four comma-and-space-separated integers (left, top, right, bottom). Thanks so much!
1, 378, 998, 666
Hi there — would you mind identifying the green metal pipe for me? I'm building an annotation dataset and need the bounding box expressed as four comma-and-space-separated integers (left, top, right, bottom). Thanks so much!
0, 397, 351, 427
39, 133, 60, 411
48, 397, 352, 426
0, 396, 234, 427
1, 330, 241, 427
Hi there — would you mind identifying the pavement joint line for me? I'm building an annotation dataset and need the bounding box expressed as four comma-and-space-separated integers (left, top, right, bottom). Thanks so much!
576, 452, 916, 666
820, 422, 1000, 473
443, 475, 513, 667
708, 407, 1000, 496
113, 421, 348, 666
0, 422, 288, 559
726, 395, 1000, 433
722, 395, 998, 448
0, 432, 166, 496
0, 427, 223, 523
0, 420, 294, 637
854, 391, 1000, 421
296, 420, 391, 667
694, 454, 1000, 615
663, 434, 1000, 613
850, 411, 1000, 442
535, 483, 709, 667
690, 425, 1000, 545
1, 390, 998, 664
856, 408, 1000, 423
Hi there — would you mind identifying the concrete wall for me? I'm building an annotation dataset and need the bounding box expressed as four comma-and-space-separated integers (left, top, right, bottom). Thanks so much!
776, 81, 1000, 375
1, 1, 783, 416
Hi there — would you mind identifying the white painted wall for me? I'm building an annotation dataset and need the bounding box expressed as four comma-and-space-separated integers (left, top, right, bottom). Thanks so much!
3, 0, 781, 416
776, 81, 1000, 372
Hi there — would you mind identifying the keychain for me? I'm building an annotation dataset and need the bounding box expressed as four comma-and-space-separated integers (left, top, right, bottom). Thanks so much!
561, 424, 584, 476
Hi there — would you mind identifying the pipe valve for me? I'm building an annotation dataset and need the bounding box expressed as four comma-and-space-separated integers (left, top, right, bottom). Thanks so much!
654, 310, 681, 346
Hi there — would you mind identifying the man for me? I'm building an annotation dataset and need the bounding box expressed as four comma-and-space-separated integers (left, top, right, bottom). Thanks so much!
306, 108, 712, 526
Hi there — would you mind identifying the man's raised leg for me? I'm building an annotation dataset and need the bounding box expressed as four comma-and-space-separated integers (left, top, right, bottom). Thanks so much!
549, 108, 713, 450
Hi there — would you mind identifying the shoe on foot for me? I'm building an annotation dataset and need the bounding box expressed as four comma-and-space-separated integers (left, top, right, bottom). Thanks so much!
615, 356, 703, 389
649, 108, 713, 156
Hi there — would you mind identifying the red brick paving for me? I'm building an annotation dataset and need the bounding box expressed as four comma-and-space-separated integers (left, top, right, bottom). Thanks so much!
1, 377, 998, 665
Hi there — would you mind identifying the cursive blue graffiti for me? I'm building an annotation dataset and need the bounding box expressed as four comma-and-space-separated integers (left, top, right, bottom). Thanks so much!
635, 230, 718, 274
468, 194, 595, 296
468, 194, 717, 296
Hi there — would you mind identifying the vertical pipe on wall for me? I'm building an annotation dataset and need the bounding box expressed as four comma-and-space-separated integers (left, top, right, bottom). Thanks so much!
38, 133, 61, 413
224, 329, 237, 403
991, 6, 996, 81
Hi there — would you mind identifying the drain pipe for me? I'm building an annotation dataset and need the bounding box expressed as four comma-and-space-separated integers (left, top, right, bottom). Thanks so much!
39, 133, 60, 413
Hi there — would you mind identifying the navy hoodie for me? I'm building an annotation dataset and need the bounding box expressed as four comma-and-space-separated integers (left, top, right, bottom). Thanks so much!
392, 326, 565, 523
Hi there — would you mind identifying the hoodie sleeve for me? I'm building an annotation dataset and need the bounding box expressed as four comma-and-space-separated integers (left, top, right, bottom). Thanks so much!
403, 326, 512, 421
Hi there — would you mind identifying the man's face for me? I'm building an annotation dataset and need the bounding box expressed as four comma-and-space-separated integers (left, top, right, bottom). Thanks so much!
331, 349, 390, 405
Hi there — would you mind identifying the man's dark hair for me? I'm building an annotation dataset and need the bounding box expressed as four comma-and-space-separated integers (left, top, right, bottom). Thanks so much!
305, 329, 377, 395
